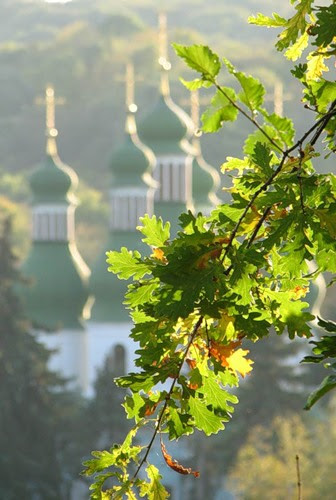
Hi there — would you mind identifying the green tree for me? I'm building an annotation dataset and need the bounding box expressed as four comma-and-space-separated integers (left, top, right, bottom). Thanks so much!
83, 1, 336, 497
227, 399, 336, 499
86, 347, 131, 450
0, 217, 85, 499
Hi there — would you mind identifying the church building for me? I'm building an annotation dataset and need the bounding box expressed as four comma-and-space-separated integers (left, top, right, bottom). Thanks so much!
21, 15, 220, 396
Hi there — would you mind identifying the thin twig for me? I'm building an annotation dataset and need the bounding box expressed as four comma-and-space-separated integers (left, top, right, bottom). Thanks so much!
310, 100, 336, 147
213, 83, 284, 154
283, 100, 336, 157
247, 206, 272, 248
220, 100, 336, 259
222, 152, 289, 261
296, 454, 302, 500
130, 316, 203, 483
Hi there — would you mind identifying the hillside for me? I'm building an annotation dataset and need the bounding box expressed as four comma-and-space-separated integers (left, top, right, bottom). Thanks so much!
0, 0, 301, 189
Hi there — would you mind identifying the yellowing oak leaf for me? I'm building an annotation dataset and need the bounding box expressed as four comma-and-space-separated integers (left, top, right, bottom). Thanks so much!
238, 208, 261, 235
216, 311, 235, 341
226, 348, 254, 378
210, 340, 253, 377
151, 247, 166, 262
285, 31, 309, 61
291, 285, 308, 299
306, 52, 329, 80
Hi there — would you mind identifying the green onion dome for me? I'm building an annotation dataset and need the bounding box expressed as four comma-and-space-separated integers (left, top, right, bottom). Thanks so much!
90, 112, 154, 323
21, 137, 90, 330
108, 115, 155, 188
30, 152, 78, 205
138, 75, 194, 156
90, 232, 145, 323
21, 243, 90, 330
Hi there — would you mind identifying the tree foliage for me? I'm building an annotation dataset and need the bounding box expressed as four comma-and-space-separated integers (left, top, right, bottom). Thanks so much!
0, 217, 86, 499
83, 1, 336, 497
227, 403, 336, 499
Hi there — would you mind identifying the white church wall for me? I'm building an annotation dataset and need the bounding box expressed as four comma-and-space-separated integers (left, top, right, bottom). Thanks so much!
86, 322, 137, 398
36, 328, 88, 393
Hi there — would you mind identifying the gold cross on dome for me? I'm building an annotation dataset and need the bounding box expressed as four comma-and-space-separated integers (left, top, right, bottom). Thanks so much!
158, 12, 171, 71
36, 85, 65, 138
125, 63, 137, 112
115, 62, 144, 112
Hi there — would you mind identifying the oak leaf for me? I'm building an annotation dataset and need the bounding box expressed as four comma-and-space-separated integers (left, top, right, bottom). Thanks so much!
151, 248, 166, 262
161, 440, 200, 478
210, 340, 253, 377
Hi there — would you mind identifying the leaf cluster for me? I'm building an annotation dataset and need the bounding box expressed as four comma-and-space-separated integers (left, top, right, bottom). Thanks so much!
302, 317, 336, 409
84, 2, 336, 497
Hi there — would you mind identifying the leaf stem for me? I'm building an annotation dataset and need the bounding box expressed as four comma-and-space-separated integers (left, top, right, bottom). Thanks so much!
221, 100, 336, 255
291, 100, 336, 151
222, 152, 289, 261
130, 316, 203, 483
247, 206, 272, 248
213, 82, 285, 154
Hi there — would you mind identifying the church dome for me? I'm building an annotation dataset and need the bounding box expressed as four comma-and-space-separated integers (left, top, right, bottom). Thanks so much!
138, 93, 192, 156
109, 133, 152, 187
89, 232, 143, 323
30, 153, 77, 204
90, 110, 154, 323
22, 244, 90, 330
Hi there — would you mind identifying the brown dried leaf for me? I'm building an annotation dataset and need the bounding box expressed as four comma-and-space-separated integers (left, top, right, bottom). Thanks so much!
161, 440, 200, 478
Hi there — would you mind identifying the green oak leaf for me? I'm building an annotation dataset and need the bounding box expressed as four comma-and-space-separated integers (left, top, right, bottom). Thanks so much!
180, 77, 211, 90
223, 58, 265, 111
285, 31, 309, 61
138, 215, 170, 247
139, 465, 169, 500
125, 281, 159, 307
311, 5, 336, 48
309, 80, 336, 113
106, 247, 150, 280
188, 396, 225, 435
276, 0, 313, 52
261, 111, 295, 146
248, 12, 287, 28
166, 406, 193, 440
172, 43, 221, 79
252, 142, 273, 175
201, 87, 238, 132
199, 375, 238, 413
124, 392, 146, 421
244, 126, 280, 154
317, 317, 336, 333
221, 157, 249, 172
315, 205, 336, 239
116, 373, 156, 392
304, 375, 336, 410
87, 473, 115, 500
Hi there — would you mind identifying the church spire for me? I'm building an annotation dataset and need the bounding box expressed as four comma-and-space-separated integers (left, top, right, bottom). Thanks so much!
124, 62, 138, 136
89, 62, 155, 323
158, 12, 171, 97
190, 90, 221, 212
36, 85, 65, 157
137, 14, 197, 233
45, 86, 58, 156
20, 83, 91, 392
